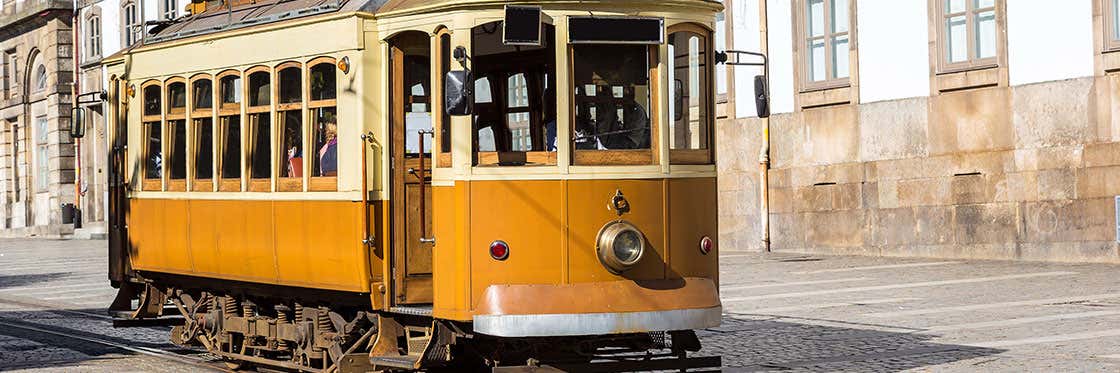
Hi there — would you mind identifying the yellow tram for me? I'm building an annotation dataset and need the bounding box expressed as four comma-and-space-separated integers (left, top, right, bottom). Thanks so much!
99, 0, 724, 371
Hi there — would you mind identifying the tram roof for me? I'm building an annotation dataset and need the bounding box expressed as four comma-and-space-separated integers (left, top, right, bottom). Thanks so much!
129, 0, 721, 51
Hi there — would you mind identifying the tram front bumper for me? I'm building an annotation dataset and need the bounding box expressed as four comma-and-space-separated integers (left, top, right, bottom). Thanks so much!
472, 277, 721, 337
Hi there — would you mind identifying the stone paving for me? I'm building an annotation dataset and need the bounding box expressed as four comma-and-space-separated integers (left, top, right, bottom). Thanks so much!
2, 238, 1120, 371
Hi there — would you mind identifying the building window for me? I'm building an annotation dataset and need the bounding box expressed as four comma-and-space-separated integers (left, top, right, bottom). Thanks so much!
35, 115, 48, 192
938, 0, 999, 72
5, 50, 17, 99
1106, 0, 1120, 51
122, 2, 141, 46
87, 15, 101, 60
33, 64, 46, 92
798, 0, 851, 90
160, 0, 177, 20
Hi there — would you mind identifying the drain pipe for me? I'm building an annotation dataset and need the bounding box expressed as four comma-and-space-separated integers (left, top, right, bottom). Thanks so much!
758, 0, 771, 253
72, 5, 83, 228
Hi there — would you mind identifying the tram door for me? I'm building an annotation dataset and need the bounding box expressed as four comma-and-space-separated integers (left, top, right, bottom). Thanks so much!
389, 32, 434, 305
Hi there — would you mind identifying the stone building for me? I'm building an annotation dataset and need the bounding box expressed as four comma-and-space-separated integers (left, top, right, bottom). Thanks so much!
73, 0, 190, 238
0, 0, 75, 237
718, 0, 1120, 263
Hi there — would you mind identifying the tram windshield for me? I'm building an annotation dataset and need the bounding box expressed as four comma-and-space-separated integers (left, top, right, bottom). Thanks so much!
572, 44, 651, 151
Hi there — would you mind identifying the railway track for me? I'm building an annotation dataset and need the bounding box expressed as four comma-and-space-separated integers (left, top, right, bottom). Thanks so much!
0, 295, 229, 372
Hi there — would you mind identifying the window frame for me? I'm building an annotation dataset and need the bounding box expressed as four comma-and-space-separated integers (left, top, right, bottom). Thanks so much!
215, 69, 243, 192
274, 61, 305, 192
433, 27, 452, 168
164, 76, 188, 191
86, 12, 102, 61
140, 79, 163, 191
568, 44, 661, 166
159, 0, 177, 20
244, 65, 273, 192
667, 23, 715, 165
306, 56, 338, 191
795, 0, 854, 92
1105, 0, 1120, 52
935, 0, 1002, 74
121, 1, 141, 47
189, 73, 216, 192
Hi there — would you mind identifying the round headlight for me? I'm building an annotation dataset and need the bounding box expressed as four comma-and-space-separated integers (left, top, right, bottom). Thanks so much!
596, 220, 646, 274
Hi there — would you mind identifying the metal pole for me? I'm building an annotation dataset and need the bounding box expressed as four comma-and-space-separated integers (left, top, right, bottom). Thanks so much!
73, 3, 82, 228
758, 0, 771, 253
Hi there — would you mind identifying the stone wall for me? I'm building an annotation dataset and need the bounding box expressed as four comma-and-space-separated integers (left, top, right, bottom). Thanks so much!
741, 76, 1120, 263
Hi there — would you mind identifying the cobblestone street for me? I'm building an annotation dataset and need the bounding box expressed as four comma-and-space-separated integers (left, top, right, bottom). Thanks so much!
1, 238, 1119, 371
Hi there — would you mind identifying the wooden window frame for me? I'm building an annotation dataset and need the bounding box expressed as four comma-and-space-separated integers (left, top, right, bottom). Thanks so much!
569, 44, 660, 166
216, 69, 241, 115
216, 69, 244, 191
433, 27, 452, 168
164, 77, 187, 191
307, 56, 337, 191
189, 74, 215, 192
934, 0, 1002, 74
795, 0, 854, 92
667, 23, 715, 165
274, 61, 304, 192
471, 22, 559, 168
140, 79, 162, 191
244, 66, 272, 192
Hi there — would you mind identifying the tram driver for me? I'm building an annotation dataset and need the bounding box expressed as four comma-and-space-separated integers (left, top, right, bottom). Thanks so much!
573, 45, 651, 151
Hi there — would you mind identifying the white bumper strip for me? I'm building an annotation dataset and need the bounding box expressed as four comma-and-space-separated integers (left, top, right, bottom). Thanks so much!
472, 306, 723, 337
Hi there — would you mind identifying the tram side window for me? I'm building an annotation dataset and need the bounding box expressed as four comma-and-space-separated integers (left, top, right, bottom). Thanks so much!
668, 28, 712, 164
277, 65, 303, 184
247, 70, 272, 186
166, 81, 188, 182
404, 56, 432, 156
220, 116, 241, 180
144, 122, 161, 179
309, 62, 338, 180
571, 44, 653, 163
436, 31, 452, 167
470, 21, 557, 166
220, 75, 242, 107
192, 78, 215, 188
193, 78, 213, 109
218, 73, 241, 190
143, 85, 161, 116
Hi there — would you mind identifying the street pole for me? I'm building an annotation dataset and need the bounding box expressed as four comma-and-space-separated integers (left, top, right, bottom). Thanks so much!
72, 0, 82, 228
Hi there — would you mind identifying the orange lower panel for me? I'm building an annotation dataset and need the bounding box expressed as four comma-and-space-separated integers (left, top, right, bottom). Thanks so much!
129, 198, 375, 293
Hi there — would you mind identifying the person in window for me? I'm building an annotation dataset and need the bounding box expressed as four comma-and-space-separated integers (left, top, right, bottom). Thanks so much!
318, 120, 338, 177
150, 151, 162, 178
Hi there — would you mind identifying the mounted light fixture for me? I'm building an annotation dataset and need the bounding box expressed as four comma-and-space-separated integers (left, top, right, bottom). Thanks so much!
699, 236, 713, 255
490, 240, 510, 261
127, 84, 136, 97
337, 56, 351, 75
596, 220, 646, 274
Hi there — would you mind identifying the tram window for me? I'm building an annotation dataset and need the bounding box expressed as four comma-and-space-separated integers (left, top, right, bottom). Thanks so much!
167, 82, 186, 112
144, 122, 161, 180
248, 113, 272, 180
248, 71, 270, 107
470, 21, 557, 166
192, 79, 213, 109
143, 85, 161, 116
279, 110, 303, 179
168, 120, 187, 180
436, 31, 452, 166
220, 75, 241, 106
219, 115, 241, 180
194, 118, 214, 180
278, 66, 301, 104
312, 107, 337, 177
668, 28, 711, 164
571, 44, 652, 155
309, 63, 335, 101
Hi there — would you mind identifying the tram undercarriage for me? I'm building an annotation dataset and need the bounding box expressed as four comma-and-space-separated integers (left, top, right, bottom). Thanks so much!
116, 282, 720, 372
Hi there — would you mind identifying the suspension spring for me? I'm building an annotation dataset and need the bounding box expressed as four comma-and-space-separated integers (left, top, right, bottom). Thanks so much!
316, 307, 334, 333
223, 296, 239, 316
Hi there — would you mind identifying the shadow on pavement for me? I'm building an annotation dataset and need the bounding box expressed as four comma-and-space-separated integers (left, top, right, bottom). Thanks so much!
700, 315, 1005, 372
0, 273, 72, 290
0, 308, 208, 372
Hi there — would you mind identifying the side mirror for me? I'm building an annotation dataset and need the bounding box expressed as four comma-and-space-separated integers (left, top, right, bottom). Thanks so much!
70, 106, 86, 139
753, 75, 770, 118
445, 70, 473, 116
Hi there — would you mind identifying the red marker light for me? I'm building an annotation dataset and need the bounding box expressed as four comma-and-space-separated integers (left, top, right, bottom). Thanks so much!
490, 240, 510, 260
699, 236, 713, 255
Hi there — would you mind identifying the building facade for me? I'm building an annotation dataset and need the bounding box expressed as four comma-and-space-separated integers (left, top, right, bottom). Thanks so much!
73, 0, 189, 237
0, 0, 75, 236
719, 0, 1120, 263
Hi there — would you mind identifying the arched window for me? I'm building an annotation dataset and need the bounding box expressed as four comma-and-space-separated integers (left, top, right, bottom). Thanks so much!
667, 24, 713, 165
308, 58, 337, 190
275, 62, 303, 190
141, 81, 163, 190
216, 70, 242, 191
245, 67, 272, 190
33, 64, 46, 92
121, 2, 140, 46
165, 78, 188, 188
191, 75, 214, 191
87, 13, 102, 59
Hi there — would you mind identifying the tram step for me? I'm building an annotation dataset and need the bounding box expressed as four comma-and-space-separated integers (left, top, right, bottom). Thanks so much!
370, 354, 421, 369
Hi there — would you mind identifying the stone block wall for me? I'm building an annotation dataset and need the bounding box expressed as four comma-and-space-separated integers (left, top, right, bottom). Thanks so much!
724, 76, 1120, 263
